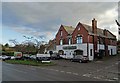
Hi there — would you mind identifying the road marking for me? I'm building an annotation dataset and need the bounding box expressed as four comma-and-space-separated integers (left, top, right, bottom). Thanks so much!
60, 71, 65, 73
66, 72, 72, 74
73, 73, 79, 75
83, 74, 91, 77
93, 76, 101, 79
54, 69, 59, 72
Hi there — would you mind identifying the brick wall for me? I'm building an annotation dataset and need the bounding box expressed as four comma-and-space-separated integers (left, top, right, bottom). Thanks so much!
72, 22, 88, 44
55, 25, 68, 45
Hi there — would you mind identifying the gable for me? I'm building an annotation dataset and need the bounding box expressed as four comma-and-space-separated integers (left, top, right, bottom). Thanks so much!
63, 25, 75, 34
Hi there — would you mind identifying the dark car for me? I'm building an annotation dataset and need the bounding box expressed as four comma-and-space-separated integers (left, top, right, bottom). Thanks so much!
36, 57, 50, 61
70, 55, 89, 63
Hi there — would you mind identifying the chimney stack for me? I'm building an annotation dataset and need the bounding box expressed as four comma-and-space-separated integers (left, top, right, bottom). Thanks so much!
103, 29, 107, 36
92, 18, 97, 34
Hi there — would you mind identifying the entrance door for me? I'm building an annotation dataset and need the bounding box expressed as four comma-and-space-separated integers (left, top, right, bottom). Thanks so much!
65, 50, 73, 59
58, 50, 64, 55
74, 49, 83, 55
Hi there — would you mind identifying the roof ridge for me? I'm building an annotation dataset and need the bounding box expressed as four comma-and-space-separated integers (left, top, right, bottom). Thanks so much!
82, 23, 104, 31
81, 23, 115, 39
63, 25, 74, 28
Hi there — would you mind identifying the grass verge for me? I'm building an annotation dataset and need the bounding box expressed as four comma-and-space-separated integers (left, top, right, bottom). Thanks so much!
5, 60, 56, 66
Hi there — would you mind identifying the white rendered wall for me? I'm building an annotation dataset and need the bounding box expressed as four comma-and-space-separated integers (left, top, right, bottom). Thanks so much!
56, 43, 87, 59
108, 45, 117, 55
56, 43, 95, 60
88, 44, 94, 61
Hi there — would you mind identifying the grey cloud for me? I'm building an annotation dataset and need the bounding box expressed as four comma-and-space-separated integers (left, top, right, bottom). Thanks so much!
2, 2, 118, 40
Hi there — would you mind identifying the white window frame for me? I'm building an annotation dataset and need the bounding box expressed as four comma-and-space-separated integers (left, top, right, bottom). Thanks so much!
68, 38, 71, 45
60, 30, 62, 37
76, 36, 83, 44
60, 39, 63, 45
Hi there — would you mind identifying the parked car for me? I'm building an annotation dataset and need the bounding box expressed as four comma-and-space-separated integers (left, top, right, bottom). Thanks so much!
0, 56, 2, 59
10, 56, 16, 60
36, 54, 50, 61
30, 55, 36, 60
1, 55, 11, 61
70, 55, 89, 63
51, 53, 61, 60
59, 54, 66, 59
22, 54, 30, 60
14, 52, 23, 60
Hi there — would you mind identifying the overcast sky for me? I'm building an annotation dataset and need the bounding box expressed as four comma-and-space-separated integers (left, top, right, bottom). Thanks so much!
1, 2, 119, 45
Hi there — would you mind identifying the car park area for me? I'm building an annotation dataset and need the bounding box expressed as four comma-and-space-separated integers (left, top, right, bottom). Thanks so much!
41, 55, 119, 81
2, 54, 119, 81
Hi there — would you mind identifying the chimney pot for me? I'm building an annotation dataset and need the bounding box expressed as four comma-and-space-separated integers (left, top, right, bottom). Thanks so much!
92, 18, 97, 34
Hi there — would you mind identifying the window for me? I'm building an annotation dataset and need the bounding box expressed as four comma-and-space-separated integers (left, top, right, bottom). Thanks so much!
60, 30, 62, 37
68, 38, 71, 45
60, 39, 63, 45
76, 36, 83, 44
100, 38, 104, 44
78, 27, 80, 31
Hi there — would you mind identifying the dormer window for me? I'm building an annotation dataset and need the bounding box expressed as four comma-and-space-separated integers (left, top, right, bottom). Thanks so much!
78, 27, 80, 31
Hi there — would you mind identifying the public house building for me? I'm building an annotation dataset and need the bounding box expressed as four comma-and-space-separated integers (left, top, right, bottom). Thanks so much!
54, 18, 117, 60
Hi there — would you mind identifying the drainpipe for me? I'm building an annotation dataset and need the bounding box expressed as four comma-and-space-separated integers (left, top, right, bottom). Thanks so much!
87, 35, 89, 59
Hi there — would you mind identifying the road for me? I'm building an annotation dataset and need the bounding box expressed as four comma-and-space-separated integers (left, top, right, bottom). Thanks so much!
2, 55, 119, 81
2, 62, 99, 81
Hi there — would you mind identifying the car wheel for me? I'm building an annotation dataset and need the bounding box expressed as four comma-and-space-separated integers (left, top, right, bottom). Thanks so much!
79, 60, 82, 63
70, 59, 73, 62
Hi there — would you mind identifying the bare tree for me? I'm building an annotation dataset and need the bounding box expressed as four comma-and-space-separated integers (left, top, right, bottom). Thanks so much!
9, 39, 21, 52
23, 35, 47, 54
9, 39, 19, 45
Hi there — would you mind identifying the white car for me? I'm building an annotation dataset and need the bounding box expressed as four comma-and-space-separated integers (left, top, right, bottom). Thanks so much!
60, 55, 66, 59
1, 55, 10, 61
0, 56, 2, 59
11, 56, 16, 60
30, 55, 36, 60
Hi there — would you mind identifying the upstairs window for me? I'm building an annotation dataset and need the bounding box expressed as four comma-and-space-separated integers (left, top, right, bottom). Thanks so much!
60, 39, 63, 45
60, 30, 62, 37
68, 38, 71, 45
76, 36, 83, 44
78, 27, 80, 31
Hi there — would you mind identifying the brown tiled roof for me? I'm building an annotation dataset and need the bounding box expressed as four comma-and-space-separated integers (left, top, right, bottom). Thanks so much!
82, 23, 116, 39
63, 25, 75, 34
61, 23, 116, 39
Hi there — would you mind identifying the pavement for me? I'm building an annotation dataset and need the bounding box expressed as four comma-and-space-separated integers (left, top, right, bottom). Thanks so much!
1, 55, 120, 81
